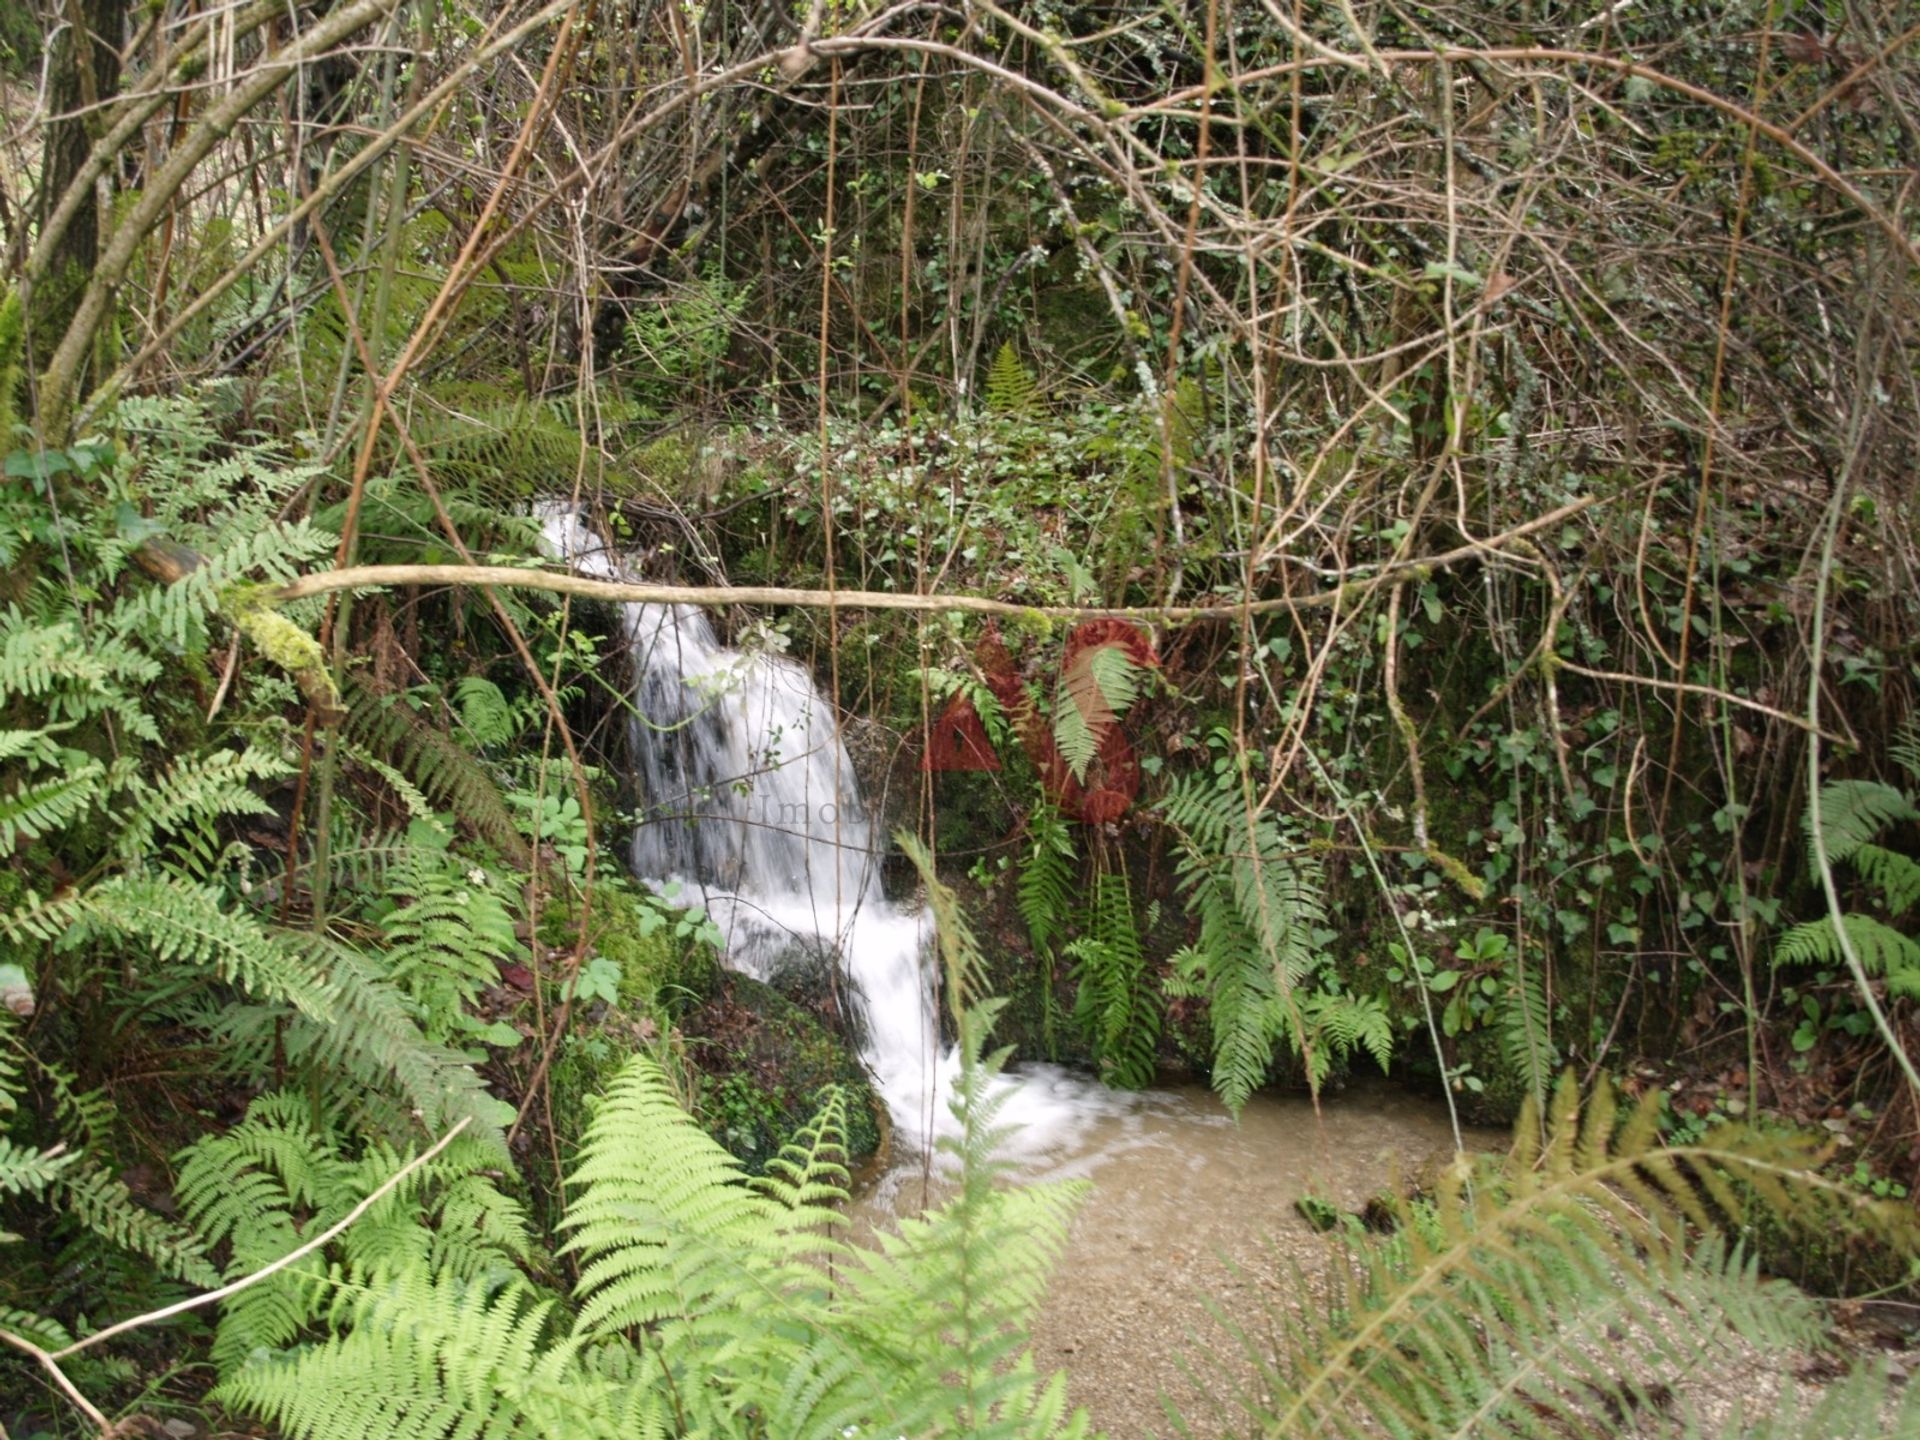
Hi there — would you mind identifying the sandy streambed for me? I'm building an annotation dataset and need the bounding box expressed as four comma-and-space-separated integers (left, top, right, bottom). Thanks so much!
854, 1078, 1475, 1437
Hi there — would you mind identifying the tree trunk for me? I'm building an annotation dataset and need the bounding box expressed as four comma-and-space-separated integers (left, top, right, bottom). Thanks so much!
29, 0, 127, 400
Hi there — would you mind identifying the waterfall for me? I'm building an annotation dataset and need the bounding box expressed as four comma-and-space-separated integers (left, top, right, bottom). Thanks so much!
540, 506, 1119, 1161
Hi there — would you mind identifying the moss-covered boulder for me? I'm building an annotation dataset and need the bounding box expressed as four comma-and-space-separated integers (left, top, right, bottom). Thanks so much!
682, 972, 882, 1173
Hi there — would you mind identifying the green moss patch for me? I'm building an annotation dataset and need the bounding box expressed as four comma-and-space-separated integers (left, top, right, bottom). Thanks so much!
683, 972, 881, 1173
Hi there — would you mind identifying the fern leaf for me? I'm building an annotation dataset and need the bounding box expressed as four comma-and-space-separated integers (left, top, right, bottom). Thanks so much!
254, 935, 512, 1153
753, 1085, 852, 1215
1017, 805, 1077, 958
0, 1305, 72, 1351
0, 726, 65, 766
0, 611, 161, 740
1774, 912, 1920, 990
1852, 842, 1920, 917
108, 520, 336, 651
1053, 644, 1141, 784
0, 757, 103, 849
178, 1091, 524, 1371
1500, 961, 1555, 1110
0, 1134, 77, 1196
53, 1161, 221, 1288
564, 1052, 809, 1334
1161, 776, 1331, 1112
379, 854, 520, 1043
985, 341, 1040, 416
343, 677, 529, 866
1200, 1073, 1919, 1440
114, 744, 286, 863
1301, 991, 1394, 1085
1810, 777, 1918, 867
215, 1264, 619, 1440
1067, 867, 1158, 1088
62, 874, 334, 1017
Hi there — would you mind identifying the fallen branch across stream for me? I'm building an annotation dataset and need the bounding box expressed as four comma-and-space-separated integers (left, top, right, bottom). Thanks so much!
269, 492, 1605, 621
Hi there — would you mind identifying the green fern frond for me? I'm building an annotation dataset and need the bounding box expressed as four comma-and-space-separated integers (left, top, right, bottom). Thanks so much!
564, 1052, 827, 1335
454, 675, 532, 749
753, 1084, 852, 1213
1499, 960, 1555, 1110
1161, 775, 1332, 1112
52, 1161, 221, 1288
1891, 726, 1920, 785
59, 873, 334, 1017
0, 756, 104, 850
114, 744, 286, 863
107, 520, 335, 651
199, 840, 1096, 1440
1053, 644, 1141, 784
215, 1263, 617, 1440
0, 1305, 72, 1351
312, 469, 540, 557
0, 1133, 77, 1196
1809, 777, 1918, 868
1775, 913, 1920, 993
1018, 805, 1077, 1058
386, 385, 599, 507
0, 726, 66, 766
1699, 1366, 1920, 1438
1300, 991, 1393, 1085
1066, 866, 1158, 1088
248, 936, 512, 1151
179, 1091, 524, 1371
339, 744, 443, 825
1852, 842, 1920, 917
1017, 804, 1078, 959
379, 854, 519, 1042
985, 342, 1041, 417
0, 611, 160, 740
342, 678, 529, 865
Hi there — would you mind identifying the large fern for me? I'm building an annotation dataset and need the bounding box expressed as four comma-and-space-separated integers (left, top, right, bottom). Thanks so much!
985, 341, 1041, 417
213, 840, 1094, 1440
1066, 863, 1159, 1087
1775, 739, 1920, 1000
0, 399, 542, 1365
1161, 773, 1340, 1111
0, 1016, 220, 1301
1499, 957, 1555, 1111
378, 847, 521, 1045
1017, 803, 1077, 1057
177, 1090, 526, 1372
341, 675, 531, 866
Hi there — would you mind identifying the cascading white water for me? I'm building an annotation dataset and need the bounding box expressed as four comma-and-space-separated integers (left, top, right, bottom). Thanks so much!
540, 506, 1119, 1159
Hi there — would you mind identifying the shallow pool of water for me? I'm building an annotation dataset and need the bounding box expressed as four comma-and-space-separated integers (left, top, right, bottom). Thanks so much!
854, 1077, 1489, 1438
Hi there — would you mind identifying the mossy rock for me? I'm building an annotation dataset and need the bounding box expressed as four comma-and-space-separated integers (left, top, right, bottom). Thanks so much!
683, 972, 881, 1174
537, 882, 715, 1014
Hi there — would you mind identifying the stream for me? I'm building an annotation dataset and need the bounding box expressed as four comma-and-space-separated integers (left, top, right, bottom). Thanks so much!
539, 505, 1479, 1432
855, 1080, 1472, 1437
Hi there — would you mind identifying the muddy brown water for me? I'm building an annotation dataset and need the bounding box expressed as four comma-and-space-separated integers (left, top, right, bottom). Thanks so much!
853, 1077, 1489, 1438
